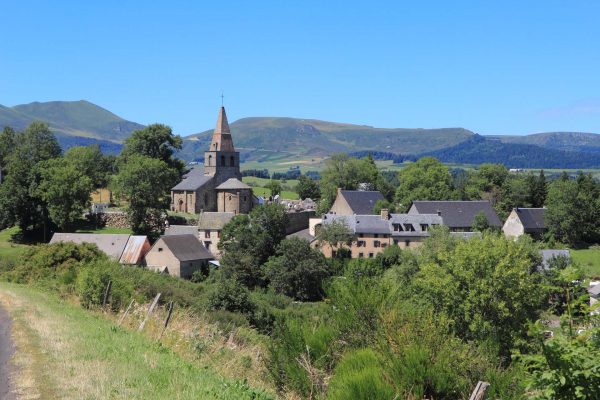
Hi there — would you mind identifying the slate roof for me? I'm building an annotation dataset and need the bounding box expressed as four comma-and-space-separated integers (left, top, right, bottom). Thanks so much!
539, 249, 571, 270
410, 201, 502, 228
157, 234, 213, 261
322, 213, 442, 237
588, 284, 600, 298
515, 208, 546, 231
287, 228, 316, 243
165, 225, 199, 236
339, 190, 384, 215
197, 212, 235, 230
172, 168, 213, 191
50, 233, 130, 260
215, 178, 251, 190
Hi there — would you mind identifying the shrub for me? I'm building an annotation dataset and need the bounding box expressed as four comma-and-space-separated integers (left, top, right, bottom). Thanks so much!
327, 349, 394, 400
208, 279, 255, 314
76, 260, 134, 311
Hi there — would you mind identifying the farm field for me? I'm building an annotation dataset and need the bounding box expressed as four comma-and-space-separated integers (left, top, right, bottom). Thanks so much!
0, 283, 273, 400
571, 248, 600, 279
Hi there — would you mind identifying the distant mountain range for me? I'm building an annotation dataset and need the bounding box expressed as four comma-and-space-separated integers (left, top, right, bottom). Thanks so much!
1, 100, 600, 168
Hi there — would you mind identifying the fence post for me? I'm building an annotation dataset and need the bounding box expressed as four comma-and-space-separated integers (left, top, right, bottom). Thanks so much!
102, 280, 112, 307
159, 301, 174, 340
469, 381, 490, 400
118, 299, 136, 325
138, 293, 161, 332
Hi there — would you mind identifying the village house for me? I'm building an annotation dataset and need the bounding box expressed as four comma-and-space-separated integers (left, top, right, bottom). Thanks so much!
315, 209, 443, 258
408, 200, 502, 231
49, 233, 150, 264
197, 211, 235, 257
503, 207, 546, 239
144, 234, 213, 279
329, 188, 384, 215
170, 106, 253, 215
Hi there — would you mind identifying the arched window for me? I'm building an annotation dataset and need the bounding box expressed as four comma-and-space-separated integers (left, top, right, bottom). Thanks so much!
208, 155, 212, 165
204, 193, 208, 205
221, 155, 225, 166
230, 156, 235, 166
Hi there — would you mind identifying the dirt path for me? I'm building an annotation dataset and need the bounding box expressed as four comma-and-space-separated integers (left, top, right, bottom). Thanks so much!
0, 303, 15, 400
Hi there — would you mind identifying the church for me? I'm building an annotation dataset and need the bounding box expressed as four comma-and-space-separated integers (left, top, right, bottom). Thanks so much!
170, 107, 253, 215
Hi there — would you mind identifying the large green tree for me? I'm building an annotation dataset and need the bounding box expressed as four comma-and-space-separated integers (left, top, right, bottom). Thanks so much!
35, 158, 93, 231
219, 204, 288, 287
118, 124, 184, 174
0, 122, 62, 233
296, 174, 320, 200
64, 145, 112, 188
111, 155, 178, 235
264, 237, 329, 301
0, 127, 16, 182
395, 157, 453, 211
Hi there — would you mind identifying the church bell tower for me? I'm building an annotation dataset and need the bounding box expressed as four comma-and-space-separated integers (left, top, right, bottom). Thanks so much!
204, 107, 242, 186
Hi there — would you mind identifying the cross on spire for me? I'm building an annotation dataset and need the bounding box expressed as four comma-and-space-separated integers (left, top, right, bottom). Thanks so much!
221, 92, 224, 107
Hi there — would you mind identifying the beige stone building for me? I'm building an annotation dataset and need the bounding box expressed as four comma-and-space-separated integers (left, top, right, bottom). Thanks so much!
503, 207, 546, 239
144, 234, 213, 279
314, 210, 443, 258
329, 188, 384, 215
170, 106, 252, 215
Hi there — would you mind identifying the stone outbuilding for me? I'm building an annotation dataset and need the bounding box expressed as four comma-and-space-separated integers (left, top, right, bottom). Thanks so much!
144, 234, 213, 279
503, 207, 546, 239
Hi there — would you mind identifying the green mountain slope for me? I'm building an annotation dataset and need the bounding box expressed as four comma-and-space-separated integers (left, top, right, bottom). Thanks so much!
491, 132, 600, 153
0, 100, 144, 143
179, 117, 476, 161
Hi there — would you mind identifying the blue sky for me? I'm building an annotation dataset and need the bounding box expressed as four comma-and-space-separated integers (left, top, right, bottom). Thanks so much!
1, 1, 599, 136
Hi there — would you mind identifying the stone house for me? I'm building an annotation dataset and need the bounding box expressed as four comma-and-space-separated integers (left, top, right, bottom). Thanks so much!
316, 209, 443, 258
197, 211, 235, 257
408, 200, 502, 231
329, 188, 384, 215
503, 207, 546, 239
144, 234, 213, 279
170, 106, 251, 215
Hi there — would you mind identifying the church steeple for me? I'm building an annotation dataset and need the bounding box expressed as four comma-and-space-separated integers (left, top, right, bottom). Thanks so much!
210, 107, 235, 152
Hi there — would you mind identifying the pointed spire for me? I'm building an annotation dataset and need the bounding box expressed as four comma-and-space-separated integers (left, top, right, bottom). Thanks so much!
209, 106, 235, 151
214, 106, 231, 134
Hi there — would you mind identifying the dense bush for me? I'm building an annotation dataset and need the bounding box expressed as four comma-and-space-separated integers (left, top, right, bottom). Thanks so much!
208, 279, 255, 314
76, 260, 134, 311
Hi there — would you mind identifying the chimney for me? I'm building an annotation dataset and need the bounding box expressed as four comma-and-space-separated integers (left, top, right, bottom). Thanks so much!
380, 208, 390, 220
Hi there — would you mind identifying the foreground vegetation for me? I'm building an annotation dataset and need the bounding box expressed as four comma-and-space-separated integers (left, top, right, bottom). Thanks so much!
0, 283, 272, 399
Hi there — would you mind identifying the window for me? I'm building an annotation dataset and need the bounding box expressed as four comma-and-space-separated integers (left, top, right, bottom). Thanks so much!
382, 243, 388, 248
205, 231, 210, 238
358, 252, 364, 258
368, 253, 374, 258
204, 241, 211, 249
221, 155, 226, 166
393, 239, 399, 245
358, 233, 364, 238
393, 224, 403, 232
404, 223, 415, 232
420, 224, 429, 231
217, 231, 221, 238
405, 240, 410, 247
158, 247, 163, 252
374, 240, 381, 248
204, 193, 209, 205
208, 155, 213, 165
374, 234, 379, 238
243, 196, 247, 202
230, 156, 235, 166
357, 240, 365, 247
228, 195, 232, 201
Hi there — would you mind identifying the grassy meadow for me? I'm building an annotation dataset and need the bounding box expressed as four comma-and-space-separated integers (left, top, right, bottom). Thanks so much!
0, 282, 274, 400
572, 248, 600, 279
0, 227, 27, 262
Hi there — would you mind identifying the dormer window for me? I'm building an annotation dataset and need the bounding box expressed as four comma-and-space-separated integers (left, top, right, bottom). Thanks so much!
403, 223, 415, 232
393, 223, 403, 232
420, 224, 429, 231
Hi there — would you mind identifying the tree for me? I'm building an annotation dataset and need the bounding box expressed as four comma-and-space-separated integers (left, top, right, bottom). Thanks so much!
0, 122, 61, 233
111, 155, 178, 235
219, 204, 288, 287
528, 170, 547, 208
412, 233, 544, 357
316, 218, 354, 250
296, 175, 320, 200
395, 157, 453, 210
118, 124, 184, 174
264, 237, 329, 301
545, 175, 600, 246
64, 145, 112, 188
471, 211, 491, 232
464, 163, 508, 203
318, 153, 390, 214
373, 199, 396, 215
0, 127, 16, 182
265, 179, 282, 197
35, 158, 93, 231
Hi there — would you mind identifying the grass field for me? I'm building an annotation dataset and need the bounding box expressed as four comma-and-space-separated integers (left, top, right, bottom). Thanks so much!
571, 248, 600, 279
0, 227, 27, 262
0, 283, 274, 400
242, 176, 300, 200
74, 226, 132, 234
